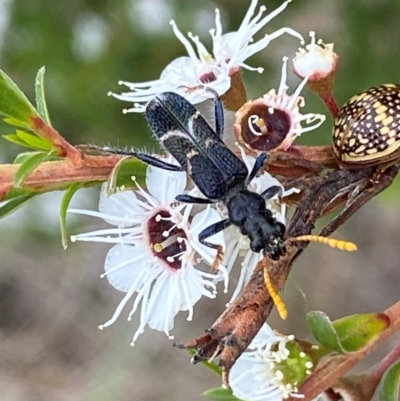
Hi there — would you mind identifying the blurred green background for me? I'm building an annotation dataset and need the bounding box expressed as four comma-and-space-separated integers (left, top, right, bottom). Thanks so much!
1, 1, 400, 400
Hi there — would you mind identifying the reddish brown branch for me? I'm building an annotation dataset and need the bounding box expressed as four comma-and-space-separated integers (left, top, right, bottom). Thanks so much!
0, 154, 123, 200
180, 167, 390, 387
30, 116, 83, 165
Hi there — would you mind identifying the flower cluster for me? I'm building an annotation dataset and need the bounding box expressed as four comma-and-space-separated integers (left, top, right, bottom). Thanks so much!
230, 324, 315, 401
71, 0, 340, 399
110, 0, 305, 111
70, 150, 292, 345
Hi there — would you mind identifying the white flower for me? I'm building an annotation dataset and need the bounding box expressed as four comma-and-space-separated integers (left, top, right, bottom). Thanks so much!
223, 146, 299, 303
293, 31, 338, 81
230, 324, 314, 401
234, 57, 326, 152
110, 0, 304, 112
69, 157, 227, 344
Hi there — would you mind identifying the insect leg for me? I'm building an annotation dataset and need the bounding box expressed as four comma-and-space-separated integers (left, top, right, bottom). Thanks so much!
183, 85, 224, 138
175, 194, 216, 204
135, 153, 184, 172
260, 185, 282, 201
207, 88, 224, 139
198, 218, 232, 272
245, 153, 269, 185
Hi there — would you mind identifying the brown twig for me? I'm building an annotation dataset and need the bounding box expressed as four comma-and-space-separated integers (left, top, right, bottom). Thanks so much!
0, 154, 124, 200
179, 163, 400, 391
30, 116, 83, 165
179, 166, 385, 387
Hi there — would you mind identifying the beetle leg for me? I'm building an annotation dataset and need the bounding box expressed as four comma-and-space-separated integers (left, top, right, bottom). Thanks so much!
134, 153, 184, 172
175, 194, 216, 204
245, 153, 269, 185
207, 88, 224, 139
179, 85, 224, 139
198, 218, 232, 272
260, 185, 282, 201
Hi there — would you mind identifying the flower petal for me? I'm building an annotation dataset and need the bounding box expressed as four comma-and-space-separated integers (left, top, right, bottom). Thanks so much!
146, 156, 187, 205
104, 243, 150, 292
99, 184, 144, 226
145, 271, 181, 334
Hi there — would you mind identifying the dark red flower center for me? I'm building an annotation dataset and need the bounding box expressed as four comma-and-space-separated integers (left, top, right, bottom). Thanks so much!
146, 209, 187, 271
242, 106, 291, 151
200, 71, 217, 84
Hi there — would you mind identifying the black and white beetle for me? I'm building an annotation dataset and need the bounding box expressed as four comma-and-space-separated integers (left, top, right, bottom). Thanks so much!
128, 89, 358, 319
85, 89, 356, 318
134, 89, 286, 267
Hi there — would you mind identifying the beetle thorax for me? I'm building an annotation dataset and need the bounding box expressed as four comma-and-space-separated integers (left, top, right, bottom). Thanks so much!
226, 190, 286, 258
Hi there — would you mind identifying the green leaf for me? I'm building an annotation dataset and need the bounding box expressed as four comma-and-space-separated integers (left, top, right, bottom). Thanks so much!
380, 360, 400, 401
3, 117, 32, 130
0, 193, 37, 219
3, 133, 32, 148
203, 388, 241, 401
307, 311, 345, 353
60, 183, 83, 249
13, 150, 54, 187
333, 313, 390, 352
35, 67, 52, 126
14, 151, 41, 164
108, 158, 147, 193
4, 131, 54, 152
3, 187, 36, 200
16, 130, 53, 150
307, 311, 390, 353
0, 70, 39, 125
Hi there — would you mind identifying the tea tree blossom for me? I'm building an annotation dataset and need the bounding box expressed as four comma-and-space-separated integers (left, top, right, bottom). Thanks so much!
234, 57, 326, 152
293, 31, 338, 83
110, 0, 304, 112
230, 324, 314, 401
70, 158, 227, 344
293, 31, 340, 117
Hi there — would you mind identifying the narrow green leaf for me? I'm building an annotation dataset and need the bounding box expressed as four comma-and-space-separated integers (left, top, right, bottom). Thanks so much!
333, 313, 390, 352
60, 183, 84, 249
14, 151, 42, 164
202, 360, 222, 376
307, 311, 345, 353
380, 360, 400, 401
3, 133, 32, 148
0, 70, 39, 125
16, 130, 53, 150
14, 150, 54, 187
308, 311, 390, 353
4, 131, 53, 152
35, 67, 52, 126
3, 188, 35, 200
0, 193, 37, 219
203, 388, 241, 401
3, 117, 32, 130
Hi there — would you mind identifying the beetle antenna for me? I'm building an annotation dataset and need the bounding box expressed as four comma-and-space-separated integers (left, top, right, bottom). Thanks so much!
289, 235, 357, 251
262, 258, 288, 320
